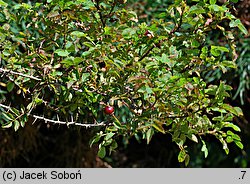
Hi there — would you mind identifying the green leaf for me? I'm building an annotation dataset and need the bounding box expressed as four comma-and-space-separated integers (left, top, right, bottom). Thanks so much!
224, 147, 229, 154
98, 146, 106, 158
209, 4, 227, 12
83, 42, 95, 48
103, 139, 113, 146
55, 49, 70, 57
173, 129, 181, 140
191, 134, 198, 143
209, 0, 216, 5
229, 19, 248, 35
179, 134, 186, 146
7, 82, 15, 92
0, 0, 8, 7
73, 57, 83, 65
71, 31, 87, 38
14, 120, 20, 131
178, 150, 186, 162
122, 28, 136, 39
226, 131, 241, 141
221, 104, 234, 113
211, 46, 229, 57
10, 108, 20, 117
224, 122, 241, 132
225, 12, 236, 20
111, 140, 118, 150
47, 11, 60, 18
221, 104, 242, 116
2, 112, 14, 121
161, 53, 170, 63
189, 5, 206, 14
20, 115, 27, 127
212, 116, 223, 122
191, 40, 200, 48
226, 136, 234, 143
220, 138, 229, 154
35, 98, 43, 105
0, 89, 7, 94
81, 47, 95, 57
201, 140, 208, 158
146, 128, 154, 144
109, 140, 118, 154
205, 85, 217, 95
222, 60, 237, 69
70, 104, 78, 112
185, 154, 190, 167
89, 134, 102, 147
27, 102, 34, 111
232, 134, 241, 141
112, 115, 122, 129
200, 46, 208, 59
234, 141, 244, 149
226, 130, 234, 136
233, 107, 243, 116
61, 57, 74, 66
2, 122, 13, 128
81, 73, 90, 82
152, 120, 165, 133
104, 133, 115, 141
81, 0, 95, 9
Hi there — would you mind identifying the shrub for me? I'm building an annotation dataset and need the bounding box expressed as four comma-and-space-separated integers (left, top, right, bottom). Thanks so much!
0, 0, 247, 166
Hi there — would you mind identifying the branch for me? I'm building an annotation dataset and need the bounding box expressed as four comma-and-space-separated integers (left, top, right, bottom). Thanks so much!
0, 68, 42, 81
31, 114, 108, 128
0, 103, 111, 128
0, 103, 10, 110
93, 0, 106, 28
198, 129, 217, 136
138, 6, 186, 62
169, 5, 185, 35
138, 44, 155, 62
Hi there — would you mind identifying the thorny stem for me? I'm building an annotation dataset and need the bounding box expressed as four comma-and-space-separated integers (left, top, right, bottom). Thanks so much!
0, 103, 111, 128
0, 68, 41, 81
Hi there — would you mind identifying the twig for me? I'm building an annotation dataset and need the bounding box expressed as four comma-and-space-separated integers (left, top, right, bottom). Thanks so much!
31, 114, 107, 128
169, 4, 185, 35
0, 103, 11, 110
138, 44, 155, 62
0, 68, 42, 81
93, 0, 106, 28
0, 103, 110, 128
198, 129, 217, 136
138, 3, 185, 62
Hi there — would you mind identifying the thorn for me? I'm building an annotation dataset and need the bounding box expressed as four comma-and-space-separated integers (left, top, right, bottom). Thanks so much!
32, 117, 37, 125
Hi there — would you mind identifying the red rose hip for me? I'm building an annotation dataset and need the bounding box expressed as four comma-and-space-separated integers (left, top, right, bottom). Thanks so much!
104, 106, 114, 115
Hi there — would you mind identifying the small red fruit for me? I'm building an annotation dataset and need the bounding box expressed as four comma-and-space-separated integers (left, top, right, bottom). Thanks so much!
144, 30, 154, 39
104, 106, 114, 115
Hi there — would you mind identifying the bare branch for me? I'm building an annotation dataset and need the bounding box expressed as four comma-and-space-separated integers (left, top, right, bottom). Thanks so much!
0, 103, 110, 128
0, 68, 42, 81
0, 103, 11, 110
31, 114, 108, 128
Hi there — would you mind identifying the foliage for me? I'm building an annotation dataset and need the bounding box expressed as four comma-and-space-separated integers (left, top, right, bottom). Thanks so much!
0, 0, 247, 166
203, 35, 250, 105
